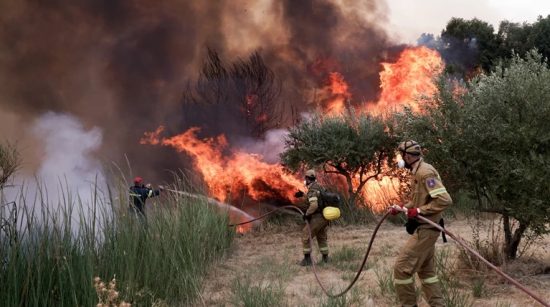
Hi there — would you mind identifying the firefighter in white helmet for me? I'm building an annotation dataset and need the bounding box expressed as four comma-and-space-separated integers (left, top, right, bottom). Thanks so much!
389, 140, 452, 307
295, 169, 330, 266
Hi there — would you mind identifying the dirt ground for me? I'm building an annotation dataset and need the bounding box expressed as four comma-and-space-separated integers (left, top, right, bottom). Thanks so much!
198, 217, 550, 307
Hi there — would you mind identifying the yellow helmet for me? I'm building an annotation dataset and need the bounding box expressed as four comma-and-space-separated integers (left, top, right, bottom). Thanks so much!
322, 206, 341, 221
398, 140, 422, 156
305, 169, 316, 179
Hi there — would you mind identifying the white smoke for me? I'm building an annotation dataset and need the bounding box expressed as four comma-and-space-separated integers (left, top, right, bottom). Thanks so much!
235, 128, 289, 164
1, 112, 108, 233
234, 113, 317, 164
32, 112, 105, 198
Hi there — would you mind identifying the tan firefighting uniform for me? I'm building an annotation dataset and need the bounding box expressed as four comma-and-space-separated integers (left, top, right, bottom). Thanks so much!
394, 158, 452, 307
302, 182, 329, 255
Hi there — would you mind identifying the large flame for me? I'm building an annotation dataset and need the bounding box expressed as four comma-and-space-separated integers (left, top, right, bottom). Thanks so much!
140, 126, 302, 204
142, 46, 444, 218
324, 72, 351, 115
366, 46, 444, 115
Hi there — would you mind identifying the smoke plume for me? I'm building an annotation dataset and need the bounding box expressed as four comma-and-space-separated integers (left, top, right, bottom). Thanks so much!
0, 0, 398, 185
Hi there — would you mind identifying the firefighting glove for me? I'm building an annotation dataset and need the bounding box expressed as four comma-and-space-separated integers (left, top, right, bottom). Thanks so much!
303, 214, 312, 222
389, 204, 404, 215
294, 190, 305, 198
407, 208, 420, 218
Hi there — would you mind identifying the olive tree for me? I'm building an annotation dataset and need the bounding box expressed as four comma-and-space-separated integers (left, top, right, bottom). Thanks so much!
280, 112, 399, 208
402, 50, 550, 259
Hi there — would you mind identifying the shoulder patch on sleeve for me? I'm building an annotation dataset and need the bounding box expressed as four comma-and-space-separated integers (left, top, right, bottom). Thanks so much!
426, 178, 436, 188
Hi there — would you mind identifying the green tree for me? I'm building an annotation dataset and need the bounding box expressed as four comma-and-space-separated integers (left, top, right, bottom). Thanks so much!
280, 112, 398, 208
441, 18, 502, 73
401, 50, 550, 259
526, 15, 550, 60
498, 20, 534, 57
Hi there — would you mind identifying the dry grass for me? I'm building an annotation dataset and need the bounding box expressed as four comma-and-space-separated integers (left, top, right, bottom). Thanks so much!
199, 218, 550, 306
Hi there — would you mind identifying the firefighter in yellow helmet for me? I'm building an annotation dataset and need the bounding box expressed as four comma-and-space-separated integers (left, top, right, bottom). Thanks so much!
389, 140, 452, 307
295, 169, 330, 266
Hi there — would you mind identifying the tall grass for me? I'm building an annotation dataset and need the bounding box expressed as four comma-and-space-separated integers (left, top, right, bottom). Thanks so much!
0, 179, 234, 306
230, 276, 286, 307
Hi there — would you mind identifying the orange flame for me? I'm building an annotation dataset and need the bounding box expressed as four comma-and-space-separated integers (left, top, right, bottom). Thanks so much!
360, 176, 402, 212
322, 72, 351, 115
142, 46, 444, 219
140, 126, 303, 204
366, 46, 444, 115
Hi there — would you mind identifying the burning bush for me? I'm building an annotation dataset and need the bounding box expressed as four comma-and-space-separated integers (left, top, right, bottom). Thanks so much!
281, 111, 402, 211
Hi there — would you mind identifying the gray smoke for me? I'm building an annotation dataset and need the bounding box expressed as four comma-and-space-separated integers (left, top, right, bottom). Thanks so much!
0, 0, 399, 188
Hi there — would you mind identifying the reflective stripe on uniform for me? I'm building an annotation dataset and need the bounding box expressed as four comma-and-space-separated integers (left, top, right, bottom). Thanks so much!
394, 277, 414, 285
429, 188, 447, 197
308, 196, 318, 202
319, 247, 329, 253
303, 248, 312, 253
129, 193, 141, 197
422, 276, 439, 284
148, 190, 153, 197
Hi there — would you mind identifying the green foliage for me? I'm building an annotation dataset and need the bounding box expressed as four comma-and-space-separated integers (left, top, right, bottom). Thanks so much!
0, 180, 234, 306
373, 265, 396, 299
281, 112, 399, 206
441, 17, 501, 72
471, 277, 486, 298
425, 15, 550, 76
435, 249, 473, 307
401, 49, 550, 258
230, 276, 286, 307
331, 245, 362, 263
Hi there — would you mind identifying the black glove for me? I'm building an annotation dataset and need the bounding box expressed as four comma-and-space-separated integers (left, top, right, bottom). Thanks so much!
294, 190, 305, 198
303, 214, 312, 222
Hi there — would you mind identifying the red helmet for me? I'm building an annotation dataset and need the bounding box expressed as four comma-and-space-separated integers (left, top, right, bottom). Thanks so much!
133, 176, 143, 185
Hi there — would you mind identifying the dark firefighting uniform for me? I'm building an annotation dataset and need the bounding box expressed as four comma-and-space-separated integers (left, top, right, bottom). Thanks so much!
394, 158, 452, 307
129, 185, 160, 216
302, 182, 329, 256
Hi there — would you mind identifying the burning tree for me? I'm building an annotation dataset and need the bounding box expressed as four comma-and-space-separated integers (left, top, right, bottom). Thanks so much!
401, 50, 550, 259
182, 48, 282, 137
280, 112, 399, 209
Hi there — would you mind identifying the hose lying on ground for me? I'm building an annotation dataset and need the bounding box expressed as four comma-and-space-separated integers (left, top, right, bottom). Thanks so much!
415, 214, 549, 306
169, 190, 549, 305
229, 205, 389, 298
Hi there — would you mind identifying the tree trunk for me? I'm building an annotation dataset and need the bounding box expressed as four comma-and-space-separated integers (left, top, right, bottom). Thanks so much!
345, 174, 355, 210
502, 214, 529, 259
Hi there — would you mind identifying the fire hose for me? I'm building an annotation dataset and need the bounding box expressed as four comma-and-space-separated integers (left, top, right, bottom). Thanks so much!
166, 189, 547, 304
227, 205, 549, 305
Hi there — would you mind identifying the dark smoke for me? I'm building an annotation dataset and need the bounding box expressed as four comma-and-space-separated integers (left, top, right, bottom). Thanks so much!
0, 0, 397, 183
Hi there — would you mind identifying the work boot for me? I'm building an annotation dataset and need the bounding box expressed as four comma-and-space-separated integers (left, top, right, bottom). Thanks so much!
299, 254, 312, 266
322, 254, 329, 263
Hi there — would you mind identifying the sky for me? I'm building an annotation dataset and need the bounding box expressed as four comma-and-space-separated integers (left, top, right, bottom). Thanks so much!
386, 0, 550, 44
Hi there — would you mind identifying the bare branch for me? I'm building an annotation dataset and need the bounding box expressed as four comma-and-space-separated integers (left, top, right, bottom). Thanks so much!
0, 142, 20, 189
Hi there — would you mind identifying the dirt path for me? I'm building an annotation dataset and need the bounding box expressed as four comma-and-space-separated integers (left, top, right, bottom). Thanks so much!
198, 218, 550, 306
